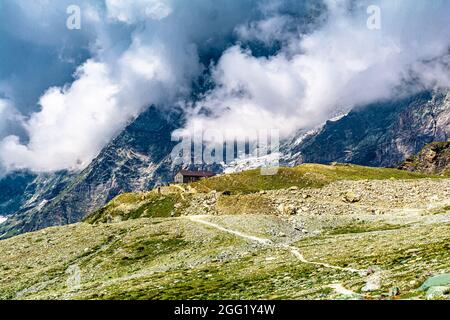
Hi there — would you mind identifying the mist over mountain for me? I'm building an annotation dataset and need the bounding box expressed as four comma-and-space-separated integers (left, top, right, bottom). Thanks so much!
1, 0, 449, 173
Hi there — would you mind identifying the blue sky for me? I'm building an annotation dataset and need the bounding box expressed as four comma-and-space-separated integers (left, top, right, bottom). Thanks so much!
0, 0, 449, 173
0, 0, 94, 113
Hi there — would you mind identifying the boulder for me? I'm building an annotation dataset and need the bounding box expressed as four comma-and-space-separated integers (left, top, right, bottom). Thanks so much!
362, 272, 383, 292
419, 273, 450, 291
277, 204, 297, 215
389, 287, 401, 297
342, 191, 361, 203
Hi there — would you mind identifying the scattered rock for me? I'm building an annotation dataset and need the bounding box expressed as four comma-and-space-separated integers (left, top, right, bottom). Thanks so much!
277, 204, 297, 215
286, 205, 297, 215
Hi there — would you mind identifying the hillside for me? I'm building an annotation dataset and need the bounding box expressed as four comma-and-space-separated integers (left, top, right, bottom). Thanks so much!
86, 164, 432, 223
1, 164, 449, 300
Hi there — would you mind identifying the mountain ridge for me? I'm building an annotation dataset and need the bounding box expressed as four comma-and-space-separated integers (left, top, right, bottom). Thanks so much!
1, 90, 449, 238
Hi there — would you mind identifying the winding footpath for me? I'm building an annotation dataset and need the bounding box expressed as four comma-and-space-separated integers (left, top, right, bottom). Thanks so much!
188, 215, 365, 275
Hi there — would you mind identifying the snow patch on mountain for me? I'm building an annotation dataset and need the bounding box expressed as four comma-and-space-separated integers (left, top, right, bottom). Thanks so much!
223, 152, 282, 174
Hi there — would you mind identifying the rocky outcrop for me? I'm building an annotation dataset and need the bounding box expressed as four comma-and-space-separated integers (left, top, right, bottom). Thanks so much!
399, 141, 450, 175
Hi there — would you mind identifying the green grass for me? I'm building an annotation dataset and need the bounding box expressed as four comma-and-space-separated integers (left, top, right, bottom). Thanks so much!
325, 221, 403, 235
432, 205, 450, 215
85, 193, 187, 224
1, 215, 450, 300
191, 164, 433, 195
216, 195, 274, 215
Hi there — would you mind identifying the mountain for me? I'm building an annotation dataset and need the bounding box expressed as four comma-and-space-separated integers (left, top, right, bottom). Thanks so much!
1, 90, 449, 238
283, 90, 450, 167
0, 106, 185, 238
399, 141, 450, 175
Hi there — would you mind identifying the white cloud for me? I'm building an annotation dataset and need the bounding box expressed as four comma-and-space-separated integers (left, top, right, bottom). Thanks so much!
1, 0, 450, 173
179, 0, 450, 141
0, 61, 121, 171
0, 32, 201, 172
105, 0, 172, 23
236, 15, 294, 45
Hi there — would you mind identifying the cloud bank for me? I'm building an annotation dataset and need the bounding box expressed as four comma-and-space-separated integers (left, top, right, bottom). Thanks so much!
177, 0, 450, 139
0, 0, 449, 172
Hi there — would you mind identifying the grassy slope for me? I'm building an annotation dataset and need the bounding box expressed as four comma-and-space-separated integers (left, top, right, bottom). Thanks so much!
85, 192, 187, 224
0, 216, 449, 300
0, 164, 448, 300
85, 164, 434, 223
191, 164, 431, 194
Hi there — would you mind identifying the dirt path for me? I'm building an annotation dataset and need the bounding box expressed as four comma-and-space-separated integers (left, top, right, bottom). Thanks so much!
189, 215, 365, 275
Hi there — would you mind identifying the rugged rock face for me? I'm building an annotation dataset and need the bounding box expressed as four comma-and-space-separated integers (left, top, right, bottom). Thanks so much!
283, 90, 450, 167
0, 171, 76, 217
0, 107, 185, 238
399, 141, 450, 175
0, 171, 36, 216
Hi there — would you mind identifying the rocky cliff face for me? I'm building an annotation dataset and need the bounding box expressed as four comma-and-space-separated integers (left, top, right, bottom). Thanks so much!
399, 141, 450, 175
0, 171, 36, 216
283, 90, 450, 167
0, 171, 75, 218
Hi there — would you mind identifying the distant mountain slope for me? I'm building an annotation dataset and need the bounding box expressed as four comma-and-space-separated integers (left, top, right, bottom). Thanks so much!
283, 90, 450, 167
0, 171, 75, 217
0, 171, 36, 216
0, 107, 184, 238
